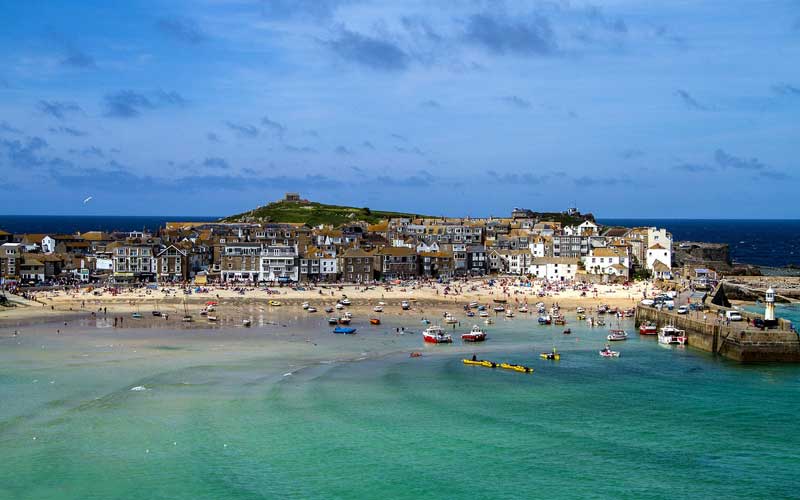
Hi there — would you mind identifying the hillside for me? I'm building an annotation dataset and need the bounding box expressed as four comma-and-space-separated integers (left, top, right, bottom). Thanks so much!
222, 201, 432, 226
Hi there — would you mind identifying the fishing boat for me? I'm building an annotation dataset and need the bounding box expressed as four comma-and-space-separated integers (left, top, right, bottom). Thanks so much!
505, 310, 514, 318
327, 317, 339, 325
607, 329, 628, 341
307, 306, 317, 313
639, 322, 658, 335
479, 310, 489, 317
338, 317, 351, 325
373, 305, 384, 312
493, 305, 505, 312
539, 349, 560, 361
658, 325, 687, 345
599, 345, 621, 357
422, 325, 452, 344
370, 318, 381, 325
499, 362, 533, 374
401, 300, 410, 310
444, 314, 458, 324
461, 325, 487, 342
538, 315, 552, 325
333, 326, 357, 334
242, 319, 252, 327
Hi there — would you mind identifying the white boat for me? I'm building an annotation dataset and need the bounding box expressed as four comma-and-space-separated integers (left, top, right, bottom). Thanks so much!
341, 298, 352, 306
242, 319, 252, 327
444, 314, 458, 324
373, 305, 384, 312
207, 315, 218, 322
518, 305, 528, 313
479, 310, 489, 317
505, 310, 514, 318
401, 300, 410, 310
422, 325, 452, 344
606, 329, 628, 341
335, 303, 344, 310
493, 305, 505, 312
343, 311, 353, 319
599, 345, 620, 357
461, 325, 487, 342
484, 318, 494, 325
468, 301, 479, 309
576, 307, 585, 314
302, 302, 310, 310
378, 301, 386, 306
658, 325, 687, 345
307, 306, 317, 313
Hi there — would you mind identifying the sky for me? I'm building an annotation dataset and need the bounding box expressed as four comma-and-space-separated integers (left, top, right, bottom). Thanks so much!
0, 0, 799, 218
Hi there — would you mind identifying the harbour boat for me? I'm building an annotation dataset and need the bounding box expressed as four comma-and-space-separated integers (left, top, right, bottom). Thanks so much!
468, 301, 479, 309
607, 329, 628, 341
484, 318, 494, 325
269, 300, 281, 307
341, 298, 352, 306
658, 325, 687, 345
576, 306, 585, 314
576, 313, 586, 321
466, 311, 475, 317
518, 305, 529, 313
410, 352, 422, 358
599, 345, 621, 357
493, 306, 505, 312
505, 310, 514, 318
444, 314, 458, 324
152, 310, 162, 317
200, 308, 208, 316
463, 358, 497, 368
302, 302, 310, 310
401, 300, 410, 310
182, 315, 193, 323
370, 318, 381, 325
596, 318, 606, 327
538, 315, 552, 325
333, 326, 357, 334
422, 325, 453, 344
554, 316, 566, 325
499, 362, 533, 374
563, 328, 571, 334
378, 301, 386, 306
421, 318, 430, 324
307, 306, 317, 313
242, 319, 252, 327
479, 310, 489, 317
461, 325, 487, 342
327, 317, 339, 325
343, 311, 353, 319
477, 305, 486, 311
325, 307, 334, 313
335, 303, 344, 310
639, 322, 658, 335
207, 315, 218, 322
373, 305, 384, 312
493, 298, 507, 304
338, 317, 351, 325
540, 349, 560, 360
131, 312, 142, 319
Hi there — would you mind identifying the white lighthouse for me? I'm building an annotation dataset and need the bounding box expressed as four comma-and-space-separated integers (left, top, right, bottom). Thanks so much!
765, 286, 776, 322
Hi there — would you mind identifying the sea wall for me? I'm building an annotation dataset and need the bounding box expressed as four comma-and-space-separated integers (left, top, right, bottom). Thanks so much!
634, 305, 800, 363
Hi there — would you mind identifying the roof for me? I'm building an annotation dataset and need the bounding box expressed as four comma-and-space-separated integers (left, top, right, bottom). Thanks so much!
0, 229, 10, 236
80, 231, 112, 241
340, 248, 374, 258
419, 251, 453, 258
591, 247, 620, 258
652, 260, 671, 272
649, 243, 667, 250
378, 246, 416, 257
610, 263, 628, 271
532, 257, 580, 265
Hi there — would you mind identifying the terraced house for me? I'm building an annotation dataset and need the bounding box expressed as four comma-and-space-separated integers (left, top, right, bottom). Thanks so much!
110, 241, 158, 282
376, 246, 418, 280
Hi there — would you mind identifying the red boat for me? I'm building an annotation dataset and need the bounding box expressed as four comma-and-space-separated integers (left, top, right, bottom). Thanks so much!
423, 325, 453, 344
639, 322, 657, 335
461, 325, 487, 342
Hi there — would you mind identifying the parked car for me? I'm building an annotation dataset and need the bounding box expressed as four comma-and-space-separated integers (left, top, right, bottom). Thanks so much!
753, 318, 765, 329
725, 310, 743, 321
677, 305, 689, 314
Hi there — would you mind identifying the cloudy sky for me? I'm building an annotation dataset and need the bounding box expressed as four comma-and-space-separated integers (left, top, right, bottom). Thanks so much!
1, 0, 799, 218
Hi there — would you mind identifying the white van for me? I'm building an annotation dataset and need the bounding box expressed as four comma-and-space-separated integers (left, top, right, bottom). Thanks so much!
725, 310, 743, 321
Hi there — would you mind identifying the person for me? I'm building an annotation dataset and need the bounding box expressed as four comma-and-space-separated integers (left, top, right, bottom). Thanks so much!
472, 354, 477, 361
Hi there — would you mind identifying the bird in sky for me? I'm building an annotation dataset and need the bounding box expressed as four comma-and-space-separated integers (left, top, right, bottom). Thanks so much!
83, 196, 93, 204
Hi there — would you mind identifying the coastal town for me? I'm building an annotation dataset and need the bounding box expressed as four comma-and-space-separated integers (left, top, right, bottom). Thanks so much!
2, 193, 687, 288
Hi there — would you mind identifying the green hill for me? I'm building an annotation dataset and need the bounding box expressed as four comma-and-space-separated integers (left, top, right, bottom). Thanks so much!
222, 201, 431, 226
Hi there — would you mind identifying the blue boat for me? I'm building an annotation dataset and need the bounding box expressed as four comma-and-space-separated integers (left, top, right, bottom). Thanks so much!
333, 326, 357, 334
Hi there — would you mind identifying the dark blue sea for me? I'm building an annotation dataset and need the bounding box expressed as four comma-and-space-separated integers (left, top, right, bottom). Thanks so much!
1, 216, 798, 268
601, 219, 800, 268
0, 215, 219, 235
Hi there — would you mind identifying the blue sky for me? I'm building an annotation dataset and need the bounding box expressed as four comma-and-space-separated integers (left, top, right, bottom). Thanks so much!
1, 0, 799, 218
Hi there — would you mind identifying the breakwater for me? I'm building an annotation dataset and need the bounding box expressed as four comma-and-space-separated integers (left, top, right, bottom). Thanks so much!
634, 305, 800, 363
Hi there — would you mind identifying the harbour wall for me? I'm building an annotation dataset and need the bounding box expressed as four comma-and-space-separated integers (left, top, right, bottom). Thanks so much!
634, 305, 800, 363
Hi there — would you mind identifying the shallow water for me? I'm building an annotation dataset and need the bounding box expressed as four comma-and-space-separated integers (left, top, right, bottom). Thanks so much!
1, 312, 798, 499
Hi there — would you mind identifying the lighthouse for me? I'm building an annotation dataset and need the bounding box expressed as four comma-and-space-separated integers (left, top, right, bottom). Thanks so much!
765, 286, 776, 322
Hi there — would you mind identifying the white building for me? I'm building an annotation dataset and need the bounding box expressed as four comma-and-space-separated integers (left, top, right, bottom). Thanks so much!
529, 257, 579, 281
646, 227, 672, 278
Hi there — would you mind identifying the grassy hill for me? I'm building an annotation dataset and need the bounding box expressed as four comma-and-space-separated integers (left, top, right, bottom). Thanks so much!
222, 201, 432, 226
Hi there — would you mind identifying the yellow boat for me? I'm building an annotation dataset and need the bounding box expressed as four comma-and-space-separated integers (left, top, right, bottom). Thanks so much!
269, 300, 281, 306
540, 352, 560, 361
462, 359, 497, 368
499, 362, 534, 373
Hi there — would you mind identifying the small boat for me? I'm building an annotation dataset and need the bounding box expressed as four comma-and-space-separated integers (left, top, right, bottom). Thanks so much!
307, 306, 317, 313
540, 350, 560, 361
373, 305, 383, 312
151, 310, 162, 317
269, 300, 281, 307
410, 352, 422, 358
335, 303, 344, 310
477, 305, 486, 311
658, 325, 687, 345
563, 328, 571, 334
444, 314, 458, 324
576, 307, 585, 314
327, 317, 338, 325
493, 306, 505, 312
338, 317, 351, 325
343, 311, 353, 319
596, 318, 606, 327
499, 362, 533, 374
639, 322, 658, 335
401, 300, 410, 310
302, 302, 310, 310
341, 298, 352, 306
461, 325, 487, 342
484, 318, 494, 325
324, 307, 334, 313
493, 298, 507, 304
505, 310, 514, 318
599, 345, 621, 357
131, 312, 142, 319
576, 313, 586, 321
463, 358, 497, 368
466, 311, 475, 317
182, 315, 193, 323
242, 319, 252, 327
370, 318, 381, 325
422, 325, 453, 344
554, 316, 566, 325
378, 301, 386, 306
421, 318, 430, 324
518, 305, 529, 313
468, 301, 479, 309
200, 308, 208, 316
607, 329, 628, 341
207, 315, 218, 322
333, 326, 357, 334
479, 310, 489, 317
538, 315, 552, 325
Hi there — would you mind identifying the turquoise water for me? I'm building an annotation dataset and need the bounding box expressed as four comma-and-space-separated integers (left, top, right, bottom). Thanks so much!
1, 313, 798, 499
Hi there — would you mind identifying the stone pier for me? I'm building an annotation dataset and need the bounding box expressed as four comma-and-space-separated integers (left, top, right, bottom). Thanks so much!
634, 305, 800, 363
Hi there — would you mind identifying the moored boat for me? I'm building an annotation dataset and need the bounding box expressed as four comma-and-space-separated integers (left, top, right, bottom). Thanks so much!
540, 349, 560, 360
422, 325, 452, 344
461, 325, 487, 342
370, 318, 381, 325
327, 317, 339, 325
499, 362, 533, 373
639, 322, 658, 335
599, 345, 621, 357
373, 305, 383, 312
242, 319, 252, 327
307, 306, 317, 313
658, 325, 687, 345
338, 317, 351, 325
538, 315, 552, 325
333, 326, 357, 334
401, 300, 410, 310
607, 329, 628, 341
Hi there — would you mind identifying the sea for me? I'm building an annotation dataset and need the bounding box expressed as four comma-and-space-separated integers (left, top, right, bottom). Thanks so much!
1, 311, 798, 499
1, 215, 799, 268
